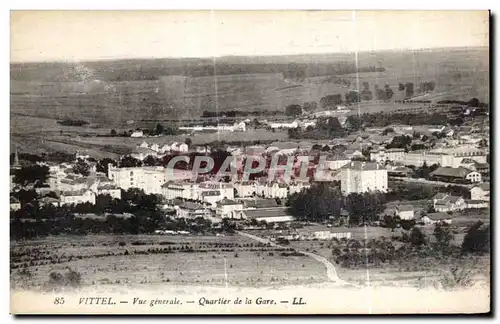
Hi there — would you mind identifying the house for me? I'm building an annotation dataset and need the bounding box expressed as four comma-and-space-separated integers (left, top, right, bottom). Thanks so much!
241, 198, 279, 210
198, 182, 234, 201
470, 182, 490, 201
234, 181, 256, 198
387, 166, 413, 178
289, 181, 311, 195
344, 149, 363, 159
130, 130, 144, 138
231, 207, 294, 223
396, 205, 415, 220
176, 202, 211, 219
171, 142, 189, 153
38, 196, 60, 207
432, 194, 466, 212
10, 196, 21, 211
340, 161, 388, 194
96, 184, 122, 200
201, 190, 222, 206
60, 189, 96, 206
370, 148, 406, 163
325, 155, 351, 170
131, 147, 162, 161
429, 167, 481, 184
256, 181, 289, 199
216, 199, 244, 218
419, 213, 452, 225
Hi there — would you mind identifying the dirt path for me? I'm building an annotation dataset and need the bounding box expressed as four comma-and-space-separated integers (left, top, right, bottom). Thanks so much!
237, 231, 361, 288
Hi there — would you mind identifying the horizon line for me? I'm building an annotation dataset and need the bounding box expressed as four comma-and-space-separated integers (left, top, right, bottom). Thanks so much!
9, 45, 488, 65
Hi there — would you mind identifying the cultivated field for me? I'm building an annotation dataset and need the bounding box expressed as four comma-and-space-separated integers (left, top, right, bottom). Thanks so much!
10, 234, 329, 291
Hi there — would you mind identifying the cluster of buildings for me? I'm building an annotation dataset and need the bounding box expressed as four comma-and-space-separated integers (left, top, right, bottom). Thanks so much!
132, 141, 189, 160
178, 121, 247, 133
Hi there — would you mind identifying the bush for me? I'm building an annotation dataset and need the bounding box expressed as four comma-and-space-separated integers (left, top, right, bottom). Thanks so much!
118, 242, 126, 247
48, 269, 82, 288
461, 221, 490, 254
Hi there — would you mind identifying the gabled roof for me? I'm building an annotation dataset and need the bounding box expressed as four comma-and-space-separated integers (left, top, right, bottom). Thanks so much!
242, 207, 292, 219
397, 205, 414, 212
430, 167, 473, 178
341, 161, 381, 171
180, 201, 205, 210
424, 213, 452, 221
243, 198, 279, 209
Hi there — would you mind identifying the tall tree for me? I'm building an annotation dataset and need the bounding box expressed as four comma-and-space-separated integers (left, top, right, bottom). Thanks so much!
13, 165, 49, 186
73, 159, 90, 176
285, 104, 302, 117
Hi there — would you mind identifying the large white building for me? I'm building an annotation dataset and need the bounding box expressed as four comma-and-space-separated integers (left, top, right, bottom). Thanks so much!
60, 189, 96, 206
162, 181, 200, 200
340, 161, 388, 194
325, 155, 351, 170
370, 148, 406, 163
399, 146, 487, 168
179, 122, 246, 133
108, 165, 168, 194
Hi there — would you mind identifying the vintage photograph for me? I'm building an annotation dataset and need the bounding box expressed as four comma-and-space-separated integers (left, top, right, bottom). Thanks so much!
10, 10, 490, 314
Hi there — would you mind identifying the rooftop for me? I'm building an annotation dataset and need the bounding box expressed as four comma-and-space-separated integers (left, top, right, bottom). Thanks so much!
341, 161, 382, 171
243, 207, 292, 219
430, 167, 473, 178
424, 213, 452, 221
243, 198, 279, 209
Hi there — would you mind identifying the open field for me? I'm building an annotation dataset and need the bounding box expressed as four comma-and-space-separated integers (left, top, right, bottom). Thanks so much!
11, 48, 488, 124
10, 113, 288, 155
10, 234, 329, 291
248, 222, 490, 288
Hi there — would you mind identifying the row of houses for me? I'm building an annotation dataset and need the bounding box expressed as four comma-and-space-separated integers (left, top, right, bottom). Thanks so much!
370, 145, 487, 168
166, 197, 295, 224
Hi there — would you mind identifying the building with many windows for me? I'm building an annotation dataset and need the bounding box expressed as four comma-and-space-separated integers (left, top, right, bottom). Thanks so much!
340, 161, 388, 194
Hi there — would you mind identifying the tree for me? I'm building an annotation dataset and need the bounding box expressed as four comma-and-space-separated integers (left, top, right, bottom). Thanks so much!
405, 83, 414, 98
143, 155, 159, 167
345, 91, 361, 105
185, 138, 192, 146
72, 159, 90, 176
384, 84, 394, 100
110, 129, 117, 136
13, 165, 49, 186
409, 227, 427, 247
382, 215, 398, 232
285, 104, 302, 117
96, 158, 117, 174
398, 83, 405, 91
119, 155, 142, 168
467, 98, 480, 107
287, 183, 343, 222
320, 94, 343, 108
461, 221, 490, 253
303, 101, 317, 112
155, 123, 164, 135
434, 223, 454, 250
345, 192, 385, 225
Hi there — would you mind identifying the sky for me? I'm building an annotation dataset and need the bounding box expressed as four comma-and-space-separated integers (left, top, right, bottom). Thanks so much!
10, 10, 489, 62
